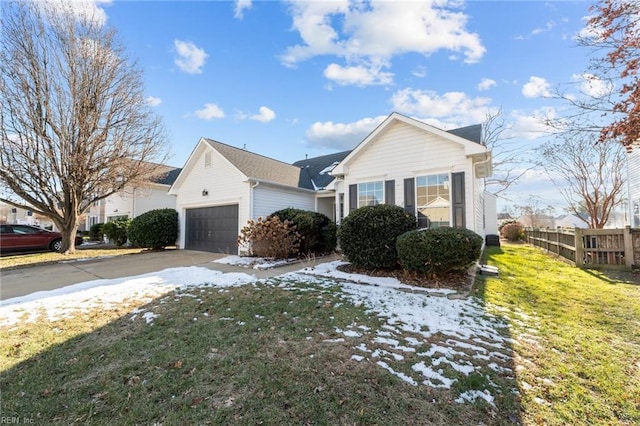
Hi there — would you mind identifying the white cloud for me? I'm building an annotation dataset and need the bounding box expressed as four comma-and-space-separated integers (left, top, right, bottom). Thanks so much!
194, 103, 225, 120
323, 63, 393, 86
234, 0, 252, 19
572, 73, 613, 98
507, 108, 557, 139
390, 88, 492, 125
305, 115, 387, 150
412, 66, 427, 78
174, 40, 208, 74
532, 21, 556, 35
146, 96, 162, 107
240, 106, 276, 123
38, 0, 112, 27
477, 78, 496, 91
522, 76, 552, 98
281, 0, 485, 86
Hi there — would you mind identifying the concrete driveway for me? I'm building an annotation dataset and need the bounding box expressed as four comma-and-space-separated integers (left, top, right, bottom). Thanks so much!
0, 250, 339, 300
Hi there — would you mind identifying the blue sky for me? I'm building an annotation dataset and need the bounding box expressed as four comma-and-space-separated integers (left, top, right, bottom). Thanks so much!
82, 0, 598, 212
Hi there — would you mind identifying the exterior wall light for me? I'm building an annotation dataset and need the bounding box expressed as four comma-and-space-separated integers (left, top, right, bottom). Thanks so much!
202, 189, 208, 196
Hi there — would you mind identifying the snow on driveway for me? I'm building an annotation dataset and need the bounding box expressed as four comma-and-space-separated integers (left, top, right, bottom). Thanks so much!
0, 257, 518, 406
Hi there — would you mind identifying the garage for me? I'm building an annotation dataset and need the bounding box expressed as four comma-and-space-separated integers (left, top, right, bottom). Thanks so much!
185, 205, 239, 253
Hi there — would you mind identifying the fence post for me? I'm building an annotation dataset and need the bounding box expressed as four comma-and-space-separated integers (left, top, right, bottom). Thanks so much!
623, 226, 634, 268
575, 227, 584, 267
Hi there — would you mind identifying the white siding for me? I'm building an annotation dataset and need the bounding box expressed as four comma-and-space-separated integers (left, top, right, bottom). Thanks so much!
253, 184, 316, 219
104, 185, 175, 221
483, 191, 498, 235
174, 145, 250, 249
628, 149, 640, 227
342, 121, 480, 233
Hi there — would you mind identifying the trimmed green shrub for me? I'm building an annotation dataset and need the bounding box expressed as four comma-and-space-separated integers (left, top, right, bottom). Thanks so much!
237, 216, 301, 259
89, 223, 104, 241
337, 204, 417, 269
500, 221, 525, 242
269, 208, 337, 255
102, 218, 131, 246
128, 208, 178, 250
396, 227, 483, 275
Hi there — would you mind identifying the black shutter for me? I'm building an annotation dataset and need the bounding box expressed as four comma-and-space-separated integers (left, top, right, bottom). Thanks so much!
451, 172, 465, 228
349, 184, 358, 212
385, 180, 395, 205
403, 178, 415, 215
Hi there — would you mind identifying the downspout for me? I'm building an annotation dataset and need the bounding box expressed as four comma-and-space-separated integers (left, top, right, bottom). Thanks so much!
250, 180, 260, 220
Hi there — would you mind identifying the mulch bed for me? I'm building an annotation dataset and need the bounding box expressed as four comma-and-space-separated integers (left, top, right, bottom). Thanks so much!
336, 263, 475, 293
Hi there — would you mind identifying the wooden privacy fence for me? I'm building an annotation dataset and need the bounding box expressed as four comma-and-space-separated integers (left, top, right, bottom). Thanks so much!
524, 227, 640, 270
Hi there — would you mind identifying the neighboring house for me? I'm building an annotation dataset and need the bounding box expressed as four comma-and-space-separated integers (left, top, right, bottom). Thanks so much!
517, 213, 556, 229
170, 112, 495, 254
628, 145, 640, 228
555, 213, 587, 228
82, 164, 181, 230
0, 201, 53, 228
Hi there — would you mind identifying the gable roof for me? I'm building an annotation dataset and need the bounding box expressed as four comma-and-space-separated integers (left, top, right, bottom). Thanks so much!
332, 112, 489, 176
204, 139, 302, 187
293, 150, 352, 190
149, 165, 182, 186
447, 124, 482, 144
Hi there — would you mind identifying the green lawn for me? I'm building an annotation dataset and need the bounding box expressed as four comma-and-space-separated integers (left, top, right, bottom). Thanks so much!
1, 243, 638, 425
477, 243, 640, 425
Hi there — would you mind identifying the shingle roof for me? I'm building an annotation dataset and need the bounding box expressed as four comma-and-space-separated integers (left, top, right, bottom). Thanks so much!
293, 150, 352, 190
204, 138, 302, 187
447, 124, 483, 144
150, 165, 182, 185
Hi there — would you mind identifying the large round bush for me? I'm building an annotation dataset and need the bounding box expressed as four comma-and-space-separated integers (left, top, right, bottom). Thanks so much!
337, 204, 416, 269
128, 208, 178, 250
396, 227, 483, 275
269, 208, 337, 255
499, 221, 525, 242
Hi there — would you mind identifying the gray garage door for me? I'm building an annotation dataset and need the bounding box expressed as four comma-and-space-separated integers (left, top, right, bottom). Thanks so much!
185, 205, 239, 253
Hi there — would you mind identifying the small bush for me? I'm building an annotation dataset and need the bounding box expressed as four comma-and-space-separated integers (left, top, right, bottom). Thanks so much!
237, 216, 301, 259
128, 208, 178, 250
397, 227, 483, 275
500, 221, 525, 242
337, 204, 416, 269
89, 223, 104, 241
269, 208, 337, 255
102, 218, 131, 246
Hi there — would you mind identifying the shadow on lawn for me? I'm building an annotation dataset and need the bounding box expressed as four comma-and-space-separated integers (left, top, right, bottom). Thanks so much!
1, 260, 526, 425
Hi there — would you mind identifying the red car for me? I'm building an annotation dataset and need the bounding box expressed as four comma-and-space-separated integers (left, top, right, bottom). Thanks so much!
0, 224, 83, 253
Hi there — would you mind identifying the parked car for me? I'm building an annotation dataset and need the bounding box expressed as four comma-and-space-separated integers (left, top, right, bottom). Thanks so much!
0, 224, 83, 253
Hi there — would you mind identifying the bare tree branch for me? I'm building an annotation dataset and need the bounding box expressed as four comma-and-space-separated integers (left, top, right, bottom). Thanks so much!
540, 133, 626, 228
0, 1, 169, 253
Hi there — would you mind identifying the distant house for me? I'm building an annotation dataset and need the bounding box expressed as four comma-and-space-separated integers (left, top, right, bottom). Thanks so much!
0, 201, 53, 228
555, 213, 588, 228
169, 112, 495, 253
628, 145, 640, 228
517, 213, 556, 229
82, 164, 181, 230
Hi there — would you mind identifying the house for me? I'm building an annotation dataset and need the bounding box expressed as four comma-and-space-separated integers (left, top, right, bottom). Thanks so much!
169, 112, 495, 253
628, 145, 640, 228
82, 163, 181, 230
0, 201, 53, 228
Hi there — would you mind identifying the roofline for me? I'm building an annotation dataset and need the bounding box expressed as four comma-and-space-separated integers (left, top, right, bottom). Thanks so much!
331, 112, 488, 176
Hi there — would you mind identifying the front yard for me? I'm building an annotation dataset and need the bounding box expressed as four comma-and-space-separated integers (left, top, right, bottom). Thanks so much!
0, 244, 638, 425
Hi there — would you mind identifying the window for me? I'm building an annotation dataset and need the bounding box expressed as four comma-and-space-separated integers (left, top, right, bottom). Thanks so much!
204, 152, 212, 168
416, 174, 450, 228
358, 181, 383, 207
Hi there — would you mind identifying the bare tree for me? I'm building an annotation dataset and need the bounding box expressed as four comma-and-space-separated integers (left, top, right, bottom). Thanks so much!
0, 1, 168, 253
541, 134, 626, 228
482, 108, 541, 196
544, 0, 639, 151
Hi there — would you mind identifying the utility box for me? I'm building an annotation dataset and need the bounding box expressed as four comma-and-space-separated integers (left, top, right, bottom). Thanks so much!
485, 234, 500, 247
